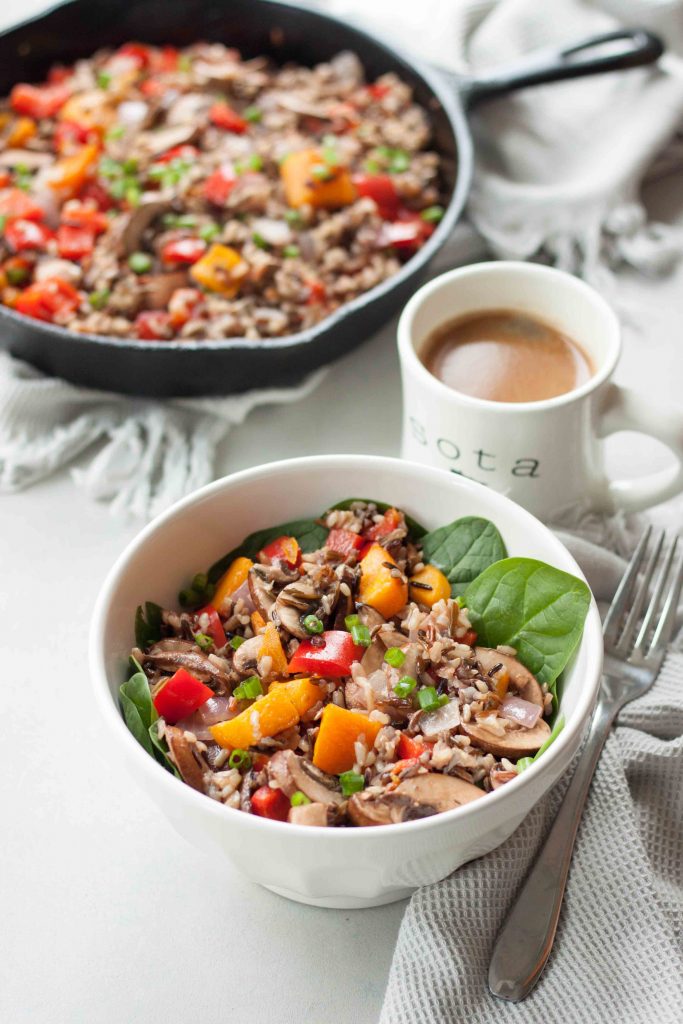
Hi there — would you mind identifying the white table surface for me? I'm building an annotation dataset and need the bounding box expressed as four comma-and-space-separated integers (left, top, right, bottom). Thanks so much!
1, 5, 682, 1023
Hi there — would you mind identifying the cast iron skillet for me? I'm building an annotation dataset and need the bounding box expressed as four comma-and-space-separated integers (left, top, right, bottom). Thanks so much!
0, 0, 663, 396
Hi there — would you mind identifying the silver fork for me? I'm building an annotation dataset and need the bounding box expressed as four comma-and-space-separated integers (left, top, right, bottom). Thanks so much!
488, 527, 683, 1002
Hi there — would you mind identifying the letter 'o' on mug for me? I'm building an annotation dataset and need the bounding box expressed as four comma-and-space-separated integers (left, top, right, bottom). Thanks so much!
397, 262, 683, 521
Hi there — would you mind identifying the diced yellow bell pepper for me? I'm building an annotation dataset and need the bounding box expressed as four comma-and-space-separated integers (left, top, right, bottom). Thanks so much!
312, 704, 383, 774
359, 543, 408, 619
280, 149, 357, 209
190, 243, 248, 296
251, 611, 266, 634
210, 677, 322, 749
59, 91, 114, 131
259, 622, 289, 676
47, 142, 99, 193
7, 117, 36, 147
212, 556, 253, 613
409, 564, 451, 608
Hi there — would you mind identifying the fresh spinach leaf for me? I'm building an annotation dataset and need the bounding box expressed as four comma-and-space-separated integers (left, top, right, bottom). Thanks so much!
516, 714, 565, 773
331, 498, 427, 539
134, 601, 163, 648
208, 517, 329, 583
149, 720, 181, 778
119, 658, 156, 756
464, 558, 590, 693
421, 516, 507, 596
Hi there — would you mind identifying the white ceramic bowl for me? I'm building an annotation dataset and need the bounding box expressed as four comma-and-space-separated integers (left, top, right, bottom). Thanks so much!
90, 455, 602, 909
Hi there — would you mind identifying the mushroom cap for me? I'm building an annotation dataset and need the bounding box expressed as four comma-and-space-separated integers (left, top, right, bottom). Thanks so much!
165, 725, 208, 792
267, 750, 343, 806
347, 772, 484, 826
474, 647, 544, 707
395, 772, 485, 812
462, 717, 551, 759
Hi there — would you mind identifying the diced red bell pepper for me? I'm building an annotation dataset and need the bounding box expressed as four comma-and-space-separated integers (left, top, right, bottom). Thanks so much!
365, 507, 402, 542
10, 82, 71, 120
134, 310, 174, 341
251, 786, 290, 821
196, 604, 227, 649
48, 65, 71, 85
156, 144, 199, 165
140, 79, 168, 99
288, 631, 364, 678
160, 237, 207, 265
61, 200, 109, 233
152, 668, 213, 724
378, 212, 434, 253
461, 628, 477, 647
155, 46, 180, 73
209, 102, 248, 134
15, 277, 80, 322
396, 734, 424, 760
0, 172, 10, 189
56, 224, 95, 260
5, 219, 53, 252
203, 165, 237, 205
352, 173, 399, 218
168, 287, 204, 328
368, 83, 390, 100
0, 189, 46, 222
391, 757, 420, 776
116, 42, 152, 69
327, 528, 364, 559
78, 180, 114, 212
305, 278, 326, 305
258, 535, 301, 569
54, 121, 96, 153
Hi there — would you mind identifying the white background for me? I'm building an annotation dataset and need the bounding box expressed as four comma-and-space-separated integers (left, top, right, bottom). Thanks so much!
1, 3, 682, 1023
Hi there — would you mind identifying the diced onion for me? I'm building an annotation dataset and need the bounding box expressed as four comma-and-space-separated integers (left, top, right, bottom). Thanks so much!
500, 696, 542, 729
420, 699, 461, 738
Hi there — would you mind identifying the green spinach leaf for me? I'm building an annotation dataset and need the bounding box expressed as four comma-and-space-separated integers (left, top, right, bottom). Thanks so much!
208, 518, 328, 583
119, 658, 156, 755
331, 498, 427, 539
134, 601, 163, 648
149, 720, 181, 778
464, 558, 590, 693
516, 714, 565, 773
421, 516, 507, 595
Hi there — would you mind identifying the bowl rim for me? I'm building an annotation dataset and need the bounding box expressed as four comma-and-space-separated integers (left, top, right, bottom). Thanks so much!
89, 454, 603, 839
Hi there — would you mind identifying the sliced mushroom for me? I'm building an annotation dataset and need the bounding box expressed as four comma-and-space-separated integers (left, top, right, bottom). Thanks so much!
395, 773, 485, 811
166, 92, 213, 125
288, 802, 329, 827
360, 636, 385, 675
140, 271, 189, 310
490, 765, 518, 790
135, 123, 197, 158
357, 604, 385, 630
267, 750, 343, 805
232, 634, 263, 675
274, 567, 340, 639
121, 194, 173, 255
347, 790, 434, 826
474, 647, 544, 707
462, 718, 551, 759
0, 149, 53, 169
164, 725, 209, 792
145, 639, 231, 687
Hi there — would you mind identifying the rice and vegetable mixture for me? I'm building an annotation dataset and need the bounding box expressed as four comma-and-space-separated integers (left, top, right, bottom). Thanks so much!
0, 42, 443, 340
123, 500, 590, 827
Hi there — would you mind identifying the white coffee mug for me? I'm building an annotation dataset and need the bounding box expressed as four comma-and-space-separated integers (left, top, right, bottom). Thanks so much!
398, 261, 683, 521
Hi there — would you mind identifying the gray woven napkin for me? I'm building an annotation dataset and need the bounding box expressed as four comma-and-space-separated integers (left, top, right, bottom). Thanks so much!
380, 537, 683, 1024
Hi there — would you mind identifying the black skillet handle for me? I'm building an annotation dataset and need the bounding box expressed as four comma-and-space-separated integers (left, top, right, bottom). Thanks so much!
464, 28, 663, 107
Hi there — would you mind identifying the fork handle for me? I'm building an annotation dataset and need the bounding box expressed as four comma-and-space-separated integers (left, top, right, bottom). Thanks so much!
488, 694, 617, 1001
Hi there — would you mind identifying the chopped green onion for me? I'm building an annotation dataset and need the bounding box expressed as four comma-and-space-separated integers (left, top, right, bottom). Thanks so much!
14, 164, 33, 191
6, 264, 29, 285
122, 158, 138, 175
194, 632, 214, 651
311, 163, 333, 181
339, 770, 365, 797
236, 153, 264, 174
174, 214, 199, 229
344, 614, 361, 629
252, 232, 268, 250
421, 205, 444, 223
128, 252, 152, 274
417, 686, 449, 712
389, 152, 410, 173
199, 221, 220, 242
96, 70, 111, 90
282, 244, 300, 259
244, 105, 262, 123
178, 54, 193, 73
88, 289, 110, 310
284, 208, 302, 225
303, 614, 324, 635
384, 647, 406, 668
394, 675, 417, 698
350, 623, 371, 647
321, 137, 338, 166
363, 158, 381, 173
125, 183, 141, 206
290, 791, 311, 806
230, 635, 246, 650
228, 748, 252, 771
0, 215, 7, 233
233, 675, 263, 700
106, 124, 125, 140
99, 157, 121, 179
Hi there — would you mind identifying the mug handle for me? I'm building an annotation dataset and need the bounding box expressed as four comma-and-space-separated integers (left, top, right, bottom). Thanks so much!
598, 383, 683, 512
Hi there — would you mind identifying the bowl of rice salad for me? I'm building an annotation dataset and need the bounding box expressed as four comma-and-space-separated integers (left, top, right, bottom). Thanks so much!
90, 456, 602, 907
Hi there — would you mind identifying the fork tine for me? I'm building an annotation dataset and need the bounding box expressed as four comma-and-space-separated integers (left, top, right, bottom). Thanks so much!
615, 530, 665, 655
603, 526, 651, 643
648, 538, 683, 659
633, 535, 677, 655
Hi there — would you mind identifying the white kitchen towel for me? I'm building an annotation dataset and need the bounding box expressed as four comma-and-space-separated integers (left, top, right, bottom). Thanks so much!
1, 0, 683, 517
380, 534, 683, 1024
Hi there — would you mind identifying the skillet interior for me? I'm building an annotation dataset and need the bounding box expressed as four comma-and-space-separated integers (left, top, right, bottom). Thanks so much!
0, 0, 467, 395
